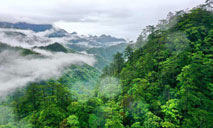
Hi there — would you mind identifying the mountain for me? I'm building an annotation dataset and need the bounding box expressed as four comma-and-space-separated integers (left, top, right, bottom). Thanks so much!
1, 1, 212, 128
0, 43, 101, 127
64, 34, 126, 50
0, 28, 51, 47
0, 42, 101, 94
0, 21, 127, 49
0, 42, 39, 55
87, 43, 128, 62
101, 5, 213, 128
90, 34, 125, 43
0, 22, 53, 32
47, 29, 69, 38
35, 42, 70, 53
0, 21, 128, 70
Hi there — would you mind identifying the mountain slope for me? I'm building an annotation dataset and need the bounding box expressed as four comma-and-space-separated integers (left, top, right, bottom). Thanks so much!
35, 42, 69, 53
0, 42, 39, 55
87, 43, 128, 62
1, 2, 212, 128
0, 22, 53, 32
101, 6, 213, 128
0, 22, 128, 70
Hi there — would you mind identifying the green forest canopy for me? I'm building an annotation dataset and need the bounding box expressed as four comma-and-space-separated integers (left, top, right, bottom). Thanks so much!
0, 1, 213, 128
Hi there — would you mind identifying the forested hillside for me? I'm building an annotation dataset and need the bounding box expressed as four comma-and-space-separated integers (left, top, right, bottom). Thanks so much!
102, 3, 213, 128
0, 1, 213, 128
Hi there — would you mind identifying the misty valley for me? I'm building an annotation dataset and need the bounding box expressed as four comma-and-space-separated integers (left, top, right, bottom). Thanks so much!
0, 1, 213, 128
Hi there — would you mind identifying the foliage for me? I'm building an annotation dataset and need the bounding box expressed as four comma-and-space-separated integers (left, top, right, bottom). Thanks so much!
1, 3, 213, 128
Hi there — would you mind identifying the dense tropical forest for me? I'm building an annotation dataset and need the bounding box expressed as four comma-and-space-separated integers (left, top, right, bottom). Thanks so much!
0, 1, 213, 128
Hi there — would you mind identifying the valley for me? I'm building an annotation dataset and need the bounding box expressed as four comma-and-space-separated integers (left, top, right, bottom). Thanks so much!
0, 1, 213, 128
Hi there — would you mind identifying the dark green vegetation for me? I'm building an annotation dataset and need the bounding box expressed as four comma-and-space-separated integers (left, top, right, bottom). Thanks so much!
0, 52, 101, 128
36, 42, 69, 53
102, 4, 213, 128
0, 2, 213, 128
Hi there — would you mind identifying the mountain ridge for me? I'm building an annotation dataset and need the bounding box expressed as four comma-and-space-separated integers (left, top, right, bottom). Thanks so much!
0, 21, 129, 70
0, 21, 53, 32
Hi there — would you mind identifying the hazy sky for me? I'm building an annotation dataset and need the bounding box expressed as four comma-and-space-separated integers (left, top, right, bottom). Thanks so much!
0, 0, 205, 40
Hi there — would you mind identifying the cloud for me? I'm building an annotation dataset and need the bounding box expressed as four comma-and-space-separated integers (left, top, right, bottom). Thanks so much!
0, 0, 205, 40
0, 49, 96, 96
0, 28, 52, 48
98, 76, 121, 98
0, 28, 78, 48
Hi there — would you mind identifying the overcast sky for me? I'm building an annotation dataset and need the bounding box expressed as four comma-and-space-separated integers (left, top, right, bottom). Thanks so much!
0, 0, 205, 40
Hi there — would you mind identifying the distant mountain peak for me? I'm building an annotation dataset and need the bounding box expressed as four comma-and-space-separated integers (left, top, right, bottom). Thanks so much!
35, 42, 69, 53
0, 21, 53, 32
71, 32, 78, 35
0, 21, 127, 50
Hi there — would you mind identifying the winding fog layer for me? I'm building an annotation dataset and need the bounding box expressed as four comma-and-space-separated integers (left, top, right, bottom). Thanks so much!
0, 50, 96, 96
0, 28, 65, 48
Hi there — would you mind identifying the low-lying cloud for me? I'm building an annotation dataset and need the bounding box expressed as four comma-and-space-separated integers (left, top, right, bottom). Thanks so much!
0, 28, 71, 48
0, 49, 96, 96
0, 28, 98, 49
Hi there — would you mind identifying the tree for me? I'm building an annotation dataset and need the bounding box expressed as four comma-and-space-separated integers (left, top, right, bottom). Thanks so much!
31, 104, 66, 128
67, 115, 79, 128
124, 45, 134, 61
104, 101, 124, 128
131, 122, 143, 128
112, 52, 124, 76
177, 52, 213, 127
161, 99, 181, 128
